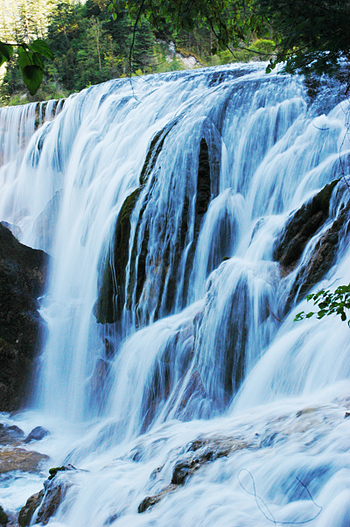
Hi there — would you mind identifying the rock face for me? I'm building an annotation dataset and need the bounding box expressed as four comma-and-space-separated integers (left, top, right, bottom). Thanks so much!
17, 466, 78, 527
0, 448, 49, 475
273, 179, 339, 271
0, 223, 49, 411
287, 202, 350, 305
35, 473, 73, 526
94, 187, 142, 325
138, 436, 249, 513
95, 131, 215, 328
24, 426, 50, 444
18, 490, 44, 527
273, 179, 350, 308
0, 506, 8, 526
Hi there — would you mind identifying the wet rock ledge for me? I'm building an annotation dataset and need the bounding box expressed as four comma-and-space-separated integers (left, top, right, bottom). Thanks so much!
138, 436, 249, 513
273, 179, 350, 308
0, 223, 49, 411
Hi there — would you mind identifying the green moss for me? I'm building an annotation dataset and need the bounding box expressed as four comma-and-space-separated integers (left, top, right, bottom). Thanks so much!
48, 466, 67, 480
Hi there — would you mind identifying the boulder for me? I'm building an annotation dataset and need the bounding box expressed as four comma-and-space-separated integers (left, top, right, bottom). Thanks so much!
35, 466, 78, 525
24, 426, 50, 444
138, 436, 249, 513
0, 423, 25, 446
0, 223, 49, 411
0, 448, 49, 474
18, 490, 44, 527
138, 485, 177, 513
0, 221, 22, 239
273, 179, 339, 271
286, 199, 350, 308
0, 506, 8, 526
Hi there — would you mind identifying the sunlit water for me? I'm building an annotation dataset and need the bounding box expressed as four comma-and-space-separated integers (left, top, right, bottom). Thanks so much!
0, 64, 350, 526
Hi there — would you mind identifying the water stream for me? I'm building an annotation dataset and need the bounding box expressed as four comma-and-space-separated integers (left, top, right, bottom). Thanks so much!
0, 64, 350, 526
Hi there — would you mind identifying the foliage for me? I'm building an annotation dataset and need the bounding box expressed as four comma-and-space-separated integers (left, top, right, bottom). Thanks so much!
294, 285, 350, 327
0, 0, 157, 100
259, 0, 350, 77
108, 0, 260, 52
2, 0, 350, 98
109, 0, 350, 80
0, 39, 52, 95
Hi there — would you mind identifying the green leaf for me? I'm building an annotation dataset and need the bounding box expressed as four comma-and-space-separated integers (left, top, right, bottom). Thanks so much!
0, 42, 14, 66
32, 52, 45, 70
18, 47, 44, 94
28, 39, 53, 59
18, 47, 32, 70
22, 64, 44, 95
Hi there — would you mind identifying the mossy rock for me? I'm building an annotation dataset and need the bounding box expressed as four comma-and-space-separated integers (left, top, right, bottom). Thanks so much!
95, 187, 142, 324
140, 119, 179, 186
0, 223, 49, 411
286, 200, 350, 309
18, 490, 44, 527
273, 179, 340, 270
0, 505, 8, 526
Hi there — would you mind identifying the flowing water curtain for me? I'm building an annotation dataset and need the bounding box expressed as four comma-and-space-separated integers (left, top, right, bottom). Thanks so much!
1, 65, 350, 527
0, 64, 344, 425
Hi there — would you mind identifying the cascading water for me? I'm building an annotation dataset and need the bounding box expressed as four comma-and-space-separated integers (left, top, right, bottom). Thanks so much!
1, 64, 350, 526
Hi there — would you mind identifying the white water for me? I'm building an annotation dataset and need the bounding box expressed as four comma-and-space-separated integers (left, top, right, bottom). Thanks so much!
1, 64, 350, 526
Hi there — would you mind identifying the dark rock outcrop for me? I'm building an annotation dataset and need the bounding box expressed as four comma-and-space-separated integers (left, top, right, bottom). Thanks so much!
175, 138, 212, 308
273, 179, 350, 309
273, 179, 339, 271
18, 466, 78, 526
35, 475, 72, 526
18, 490, 44, 527
24, 426, 50, 444
287, 199, 350, 306
95, 129, 216, 327
140, 119, 179, 186
138, 485, 177, 513
138, 436, 249, 513
0, 423, 25, 445
94, 187, 142, 324
0, 506, 8, 526
0, 223, 49, 411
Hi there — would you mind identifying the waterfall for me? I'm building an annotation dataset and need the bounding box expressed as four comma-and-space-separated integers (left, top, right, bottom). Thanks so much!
1, 64, 350, 526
